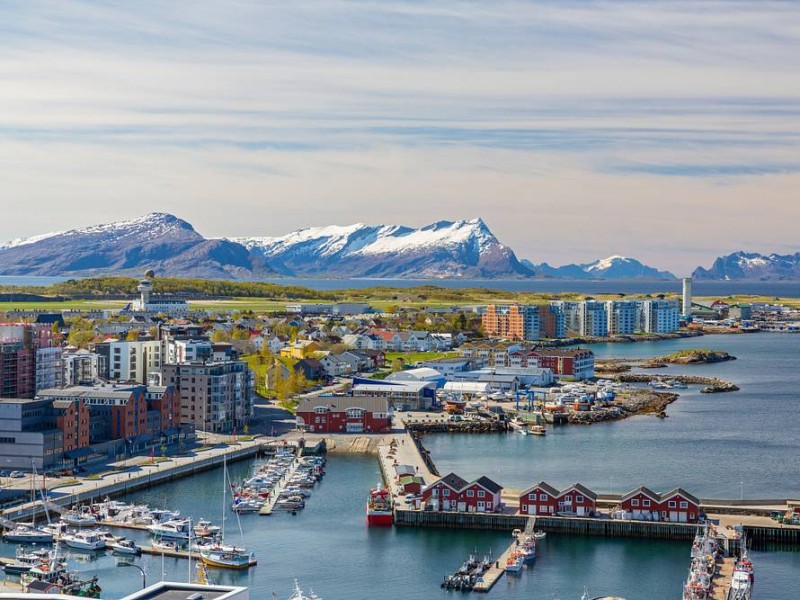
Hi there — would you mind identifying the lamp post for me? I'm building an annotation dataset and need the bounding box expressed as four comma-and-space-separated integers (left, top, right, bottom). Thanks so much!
117, 560, 146, 589
740, 481, 743, 501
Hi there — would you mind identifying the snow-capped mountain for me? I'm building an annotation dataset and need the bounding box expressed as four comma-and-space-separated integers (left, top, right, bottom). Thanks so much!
234, 218, 534, 278
0, 213, 268, 279
524, 256, 675, 279
693, 251, 800, 280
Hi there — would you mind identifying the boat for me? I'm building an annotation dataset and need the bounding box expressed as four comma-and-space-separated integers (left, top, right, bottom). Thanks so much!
727, 570, 752, 600
287, 579, 322, 600
667, 380, 688, 389
147, 518, 194, 540
62, 506, 98, 527
200, 451, 256, 570
366, 485, 393, 526
108, 538, 142, 556
200, 545, 257, 570
529, 424, 547, 436
517, 536, 536, 561
2, 547, 52, 575
21, 544, 101, 598
152, 538, 179, 552
2, 524, 54, 544
193, 519, 221, 537
504, 551, 524, 573
61, 530, 106, 551
533, 531, 547, 540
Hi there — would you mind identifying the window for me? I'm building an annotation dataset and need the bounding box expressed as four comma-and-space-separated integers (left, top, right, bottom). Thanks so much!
668, 501, 676, 508
576, 495, 584, 502
631, 499, 639, 507
643, 499, 651, 507
680, 501, 688, 509
443, 489, 450, 497
529, 493, 536, 501
661, 511, 667, 518
539, 493, 548, 501
564, 495, 572, 502
477, 490, 485, 498
467, 490, 474, 497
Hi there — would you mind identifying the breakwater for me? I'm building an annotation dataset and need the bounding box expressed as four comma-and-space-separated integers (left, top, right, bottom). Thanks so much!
601, 372, 740, 393
406, 421, 508, 433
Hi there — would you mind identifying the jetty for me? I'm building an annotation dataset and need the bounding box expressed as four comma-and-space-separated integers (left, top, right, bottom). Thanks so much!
259, 453, 303, 516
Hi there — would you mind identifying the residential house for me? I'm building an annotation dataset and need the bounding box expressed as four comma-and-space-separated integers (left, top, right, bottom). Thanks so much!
518, 482, 560, 516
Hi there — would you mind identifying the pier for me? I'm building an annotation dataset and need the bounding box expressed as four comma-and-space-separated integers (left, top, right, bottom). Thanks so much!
259, 452, 303, 516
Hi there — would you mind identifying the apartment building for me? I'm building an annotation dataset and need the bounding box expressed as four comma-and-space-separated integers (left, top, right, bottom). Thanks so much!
578, 301, 609, 337
95, 340, 163, 384
161, 361, 252, 434
640, 299, 681, 333
482, 305, 565, 341
605, 300, 639, 335
0, 323, 61, 398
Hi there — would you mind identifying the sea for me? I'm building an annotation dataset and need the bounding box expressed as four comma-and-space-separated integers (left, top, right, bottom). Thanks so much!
3, 275, 800, 298
2, 333, 796, 599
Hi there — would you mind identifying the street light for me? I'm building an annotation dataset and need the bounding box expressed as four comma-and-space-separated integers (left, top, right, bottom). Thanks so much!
740, 481, 744, 501
117, 560, 146, 589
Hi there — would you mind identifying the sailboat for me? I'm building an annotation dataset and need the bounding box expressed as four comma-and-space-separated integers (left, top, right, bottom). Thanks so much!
200, 453, 257, 570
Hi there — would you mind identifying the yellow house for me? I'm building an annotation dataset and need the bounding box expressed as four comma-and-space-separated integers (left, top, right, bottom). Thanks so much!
280, 340, 320, 360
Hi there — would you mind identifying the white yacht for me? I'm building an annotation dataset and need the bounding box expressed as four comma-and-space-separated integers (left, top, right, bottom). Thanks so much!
147, 518, 193, 540
62, 530, 106, 551
3, 525, 54, 544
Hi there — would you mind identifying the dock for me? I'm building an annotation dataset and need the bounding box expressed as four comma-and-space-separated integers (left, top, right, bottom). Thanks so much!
473, 521, 534, 592
259, 454, 303, 516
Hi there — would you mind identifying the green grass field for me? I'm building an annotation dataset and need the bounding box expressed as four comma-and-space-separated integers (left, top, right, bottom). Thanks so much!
385, 351, 459, 364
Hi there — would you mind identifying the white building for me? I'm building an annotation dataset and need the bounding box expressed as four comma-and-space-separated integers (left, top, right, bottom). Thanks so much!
579, 301, 608, 337
641, 299, 680, 333
606, 300, 639, 335
95, 339, 163, 384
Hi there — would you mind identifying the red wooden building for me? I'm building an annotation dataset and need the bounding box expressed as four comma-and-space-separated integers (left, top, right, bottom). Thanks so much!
421, 473, 503, 513
295, 396, 391, 434
518, 481, 560, 516
557, 483, 598, 517
620, 486, 662, 521
657, 488, 701, 523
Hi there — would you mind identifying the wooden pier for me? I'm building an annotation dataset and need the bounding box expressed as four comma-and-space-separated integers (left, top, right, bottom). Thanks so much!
259, 454, 303, 516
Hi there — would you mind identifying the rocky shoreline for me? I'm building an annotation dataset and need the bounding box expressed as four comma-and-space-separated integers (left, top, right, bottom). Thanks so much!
567, 391, 679, 424
542, 330, 704, 346
599, 372, 740, 394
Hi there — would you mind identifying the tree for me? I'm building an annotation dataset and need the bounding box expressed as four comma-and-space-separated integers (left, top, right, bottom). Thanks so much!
126, 329, 140, 341
391, 357, 405, 372
67, 329, 95, 349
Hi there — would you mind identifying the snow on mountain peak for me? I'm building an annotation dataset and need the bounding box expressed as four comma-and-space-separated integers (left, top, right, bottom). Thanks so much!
584, 255, 631, 272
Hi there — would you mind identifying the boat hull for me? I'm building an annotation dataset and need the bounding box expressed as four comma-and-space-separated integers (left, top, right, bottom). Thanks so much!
366, 510, 393, 526
3, 534, 54, 544
200, 554, 256, 570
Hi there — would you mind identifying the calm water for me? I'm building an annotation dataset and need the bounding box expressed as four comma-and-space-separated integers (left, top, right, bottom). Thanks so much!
4, 275, 800, 298
425, 333, 800, 499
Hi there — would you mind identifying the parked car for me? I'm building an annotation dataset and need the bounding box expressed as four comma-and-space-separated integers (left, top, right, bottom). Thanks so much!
9, 471, 25, 478
0, 470, 9, 477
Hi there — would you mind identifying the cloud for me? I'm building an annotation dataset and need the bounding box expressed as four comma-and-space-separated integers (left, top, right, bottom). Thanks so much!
0, 0, 799, 274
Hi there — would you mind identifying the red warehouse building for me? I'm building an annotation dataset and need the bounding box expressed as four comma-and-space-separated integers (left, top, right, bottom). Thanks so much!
421, 473, 468, 511
295, 396, 391, 434
620, 486, 662, 521
557, 483, 598, 517
421, 473, 503, 513
657, 488, 701, 523
529, 348, 595, 380
519, 481, 560, 516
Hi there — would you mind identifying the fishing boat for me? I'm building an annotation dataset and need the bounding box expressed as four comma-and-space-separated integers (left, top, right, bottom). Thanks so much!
108, 538, 142, 556
286, 579, 322, 600
2, 524, 54, 544
504, 551, 524, 573
517, 536, 536, 561
529, 424, 547, 436
2, 547, 51, 575
366, 485, 393, 526
61, 530, 106, 551
200, 545, 257, 570
727, 570, 752, 600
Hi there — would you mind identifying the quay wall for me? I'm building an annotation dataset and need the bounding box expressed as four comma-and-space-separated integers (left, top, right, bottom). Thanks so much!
6, 444, 264, 523
395, 508, 526, 531
745, 525, 800, 549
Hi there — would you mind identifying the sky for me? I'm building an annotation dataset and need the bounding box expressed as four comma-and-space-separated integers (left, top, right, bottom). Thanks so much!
1, 1, 799, 275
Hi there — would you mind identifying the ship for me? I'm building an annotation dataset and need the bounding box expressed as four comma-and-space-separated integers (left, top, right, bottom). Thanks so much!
366, 485, 393, 526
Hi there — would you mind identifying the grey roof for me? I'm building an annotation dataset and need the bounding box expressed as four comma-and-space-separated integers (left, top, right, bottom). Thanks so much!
660, 487, 700, 505
521, 481, 560, 497
296, 395, 389, 413
562, 483, 598, 500
436, 472, 469, 491
621, 485, 660, 502
472, 476, 503, 493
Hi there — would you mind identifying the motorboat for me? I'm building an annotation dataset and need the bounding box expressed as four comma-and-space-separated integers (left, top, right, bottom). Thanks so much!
3, 524, 54, 544
149, 509, 181, 522
193, 519, 222, 537
517, 536, 536, 561
108, 538, 142, 556
62, 506, 97, 527
366, 485, 393, 526
152, 538, 179, 552
667, 380, 688, 389
147, 518, 193, 539
529, 425, 547, 436
2, 547, 51, 575
231, 499, 264, 513
727, 570, 752, 600
61, 530, 106, 551
504, 551, 524, 573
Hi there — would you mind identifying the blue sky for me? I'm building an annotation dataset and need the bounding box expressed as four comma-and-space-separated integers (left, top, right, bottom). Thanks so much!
1, 1, 799, 274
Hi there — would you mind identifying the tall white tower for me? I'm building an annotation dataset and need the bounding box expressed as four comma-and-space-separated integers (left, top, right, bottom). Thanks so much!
682, 277, 692, 317
137, 277, 153, 308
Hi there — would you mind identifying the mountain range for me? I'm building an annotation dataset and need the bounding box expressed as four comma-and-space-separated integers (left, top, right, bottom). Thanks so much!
0, 213, 796, 280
